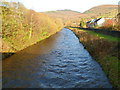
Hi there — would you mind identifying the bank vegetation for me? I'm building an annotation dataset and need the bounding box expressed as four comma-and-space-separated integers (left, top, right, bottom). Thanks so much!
1, 1, 63, 55
68, 27, 120, 88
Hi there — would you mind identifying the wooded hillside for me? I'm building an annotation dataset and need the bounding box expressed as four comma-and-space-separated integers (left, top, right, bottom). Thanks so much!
1, 2, 63, 52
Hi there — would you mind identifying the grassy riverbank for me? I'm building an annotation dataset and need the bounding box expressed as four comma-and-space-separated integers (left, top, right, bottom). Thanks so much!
68, 27, 120, 88
1, 2, 63, 59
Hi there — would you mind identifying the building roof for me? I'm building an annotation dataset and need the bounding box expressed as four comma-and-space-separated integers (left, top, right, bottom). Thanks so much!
86, 18, 102, 24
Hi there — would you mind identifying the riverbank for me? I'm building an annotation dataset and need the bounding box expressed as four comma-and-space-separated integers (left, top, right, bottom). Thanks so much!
1, 2, 63, 60
2, 30, 62, 60
68, 27, 120, 88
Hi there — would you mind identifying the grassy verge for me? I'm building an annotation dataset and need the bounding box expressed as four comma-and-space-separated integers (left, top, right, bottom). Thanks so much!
85, 30, 120, 42
68, 27, 120, 88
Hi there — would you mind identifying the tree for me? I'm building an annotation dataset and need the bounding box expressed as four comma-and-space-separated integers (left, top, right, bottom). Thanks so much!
79, 19, 85, 28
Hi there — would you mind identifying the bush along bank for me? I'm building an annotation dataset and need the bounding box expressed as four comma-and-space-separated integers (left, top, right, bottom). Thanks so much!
1, 2, 63, 59
68, 27, 120, 88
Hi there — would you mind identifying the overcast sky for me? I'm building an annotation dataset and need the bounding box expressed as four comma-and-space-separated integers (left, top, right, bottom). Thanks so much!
5, 0, 119, 12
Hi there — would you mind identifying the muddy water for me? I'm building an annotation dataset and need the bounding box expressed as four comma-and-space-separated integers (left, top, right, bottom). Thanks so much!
2, 28, 112, 88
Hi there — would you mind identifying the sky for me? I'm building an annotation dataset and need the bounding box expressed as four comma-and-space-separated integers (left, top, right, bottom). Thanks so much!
5, 0, 119, 12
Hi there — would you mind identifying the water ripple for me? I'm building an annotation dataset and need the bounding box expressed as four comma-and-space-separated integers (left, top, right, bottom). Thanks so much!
3, 28, 112, 88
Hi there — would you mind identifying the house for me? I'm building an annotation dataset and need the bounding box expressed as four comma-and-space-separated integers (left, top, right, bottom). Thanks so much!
86, 18, 106, 28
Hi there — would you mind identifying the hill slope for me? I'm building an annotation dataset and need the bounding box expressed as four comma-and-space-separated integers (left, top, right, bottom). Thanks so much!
45, 10, 86, 26
2, 2, 63, 53
84, 5, 118, 18
45, 5, 118, 26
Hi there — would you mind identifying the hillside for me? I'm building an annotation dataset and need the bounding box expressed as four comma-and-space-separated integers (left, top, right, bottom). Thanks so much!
2, 2, 63, 53
84, 5, 118, 18
45, 5, 118, 26
45, 10, 85, 26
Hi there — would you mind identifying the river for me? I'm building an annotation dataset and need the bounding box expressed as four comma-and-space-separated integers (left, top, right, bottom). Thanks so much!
2, 28, 112, 88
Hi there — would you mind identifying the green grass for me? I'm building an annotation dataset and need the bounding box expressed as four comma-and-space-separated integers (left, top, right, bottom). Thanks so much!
101, 56, 119, 88
79, 29, 120, 42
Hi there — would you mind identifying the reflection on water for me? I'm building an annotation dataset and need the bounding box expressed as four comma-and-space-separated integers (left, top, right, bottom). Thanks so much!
3, 28, 112, 88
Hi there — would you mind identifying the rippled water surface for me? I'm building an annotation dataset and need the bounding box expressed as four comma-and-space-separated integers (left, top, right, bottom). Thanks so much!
3, 28, 112, 88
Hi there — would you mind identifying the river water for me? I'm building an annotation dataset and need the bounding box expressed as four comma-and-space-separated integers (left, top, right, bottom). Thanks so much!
2, 28, 112, 88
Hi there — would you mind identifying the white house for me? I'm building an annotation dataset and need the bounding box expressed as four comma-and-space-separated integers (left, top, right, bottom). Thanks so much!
97, 18, 105, 26
86, 18, 106, 28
